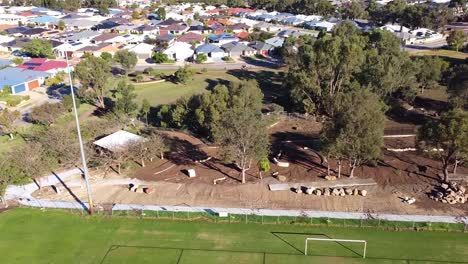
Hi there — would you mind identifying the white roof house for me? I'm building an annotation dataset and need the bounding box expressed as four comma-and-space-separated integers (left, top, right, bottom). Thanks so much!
129, 43, 154, 59
163, 42, 194, 61
0, 35, 15, 44
94, 130, 145, 152
380, 24, 410, 33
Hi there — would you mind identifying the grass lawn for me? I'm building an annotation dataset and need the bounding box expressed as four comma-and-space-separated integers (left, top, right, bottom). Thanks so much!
133, 70, 240, 106
0, 134, 23, 155
132, 69, 285, 107
0, 208, 467, 264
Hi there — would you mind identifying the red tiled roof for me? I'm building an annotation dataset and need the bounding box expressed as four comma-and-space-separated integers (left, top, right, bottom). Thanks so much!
226, 8, 255, 14
17, 58, 68, 72
19, 12, 35, 17
235, 31, 250, 39
177, 32, 205, 43
206, 9, 220, 14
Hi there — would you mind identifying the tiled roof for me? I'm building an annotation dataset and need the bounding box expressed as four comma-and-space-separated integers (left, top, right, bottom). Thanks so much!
177, 32, 205, 43
17, 58, 68, 72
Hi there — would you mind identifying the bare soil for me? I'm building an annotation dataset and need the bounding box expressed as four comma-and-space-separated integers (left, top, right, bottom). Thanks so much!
33, 119, 468, 216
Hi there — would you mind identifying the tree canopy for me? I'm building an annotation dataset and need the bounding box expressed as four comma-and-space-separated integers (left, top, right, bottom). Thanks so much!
114, 50, 138, 74
418, 109, 468, 181
75, 56, 112, 109
22, 39, 53, 58
321, 88, 386, 177
284, 23, 421, 116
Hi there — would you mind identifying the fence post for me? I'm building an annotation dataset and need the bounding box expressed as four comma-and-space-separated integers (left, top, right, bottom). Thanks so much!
261, 215, 264, 224
245, 213, 247, 224
172, 211, 174, 220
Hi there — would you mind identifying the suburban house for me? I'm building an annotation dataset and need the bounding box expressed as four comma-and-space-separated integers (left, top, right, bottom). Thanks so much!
248, 41, 274, 55
129, 43, 154, 60
177, 32, 205, 44
228, 23, 250, 33
16, 58, 70, 75
0, 67, 50, 94
91, 33, 121, 44
221, 41, 255, 58
163, 42, 194, 61
188, 25, 212, 35
208, 33, 239, 45
194, 43, 225, 62
164, 24, 189, 35
265, 37, 284, 48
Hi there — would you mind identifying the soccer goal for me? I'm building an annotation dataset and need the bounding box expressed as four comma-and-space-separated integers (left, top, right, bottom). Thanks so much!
304, 238, 367, 258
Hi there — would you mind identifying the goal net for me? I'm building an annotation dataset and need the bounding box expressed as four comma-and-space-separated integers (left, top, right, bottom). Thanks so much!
304, 238, 367, 258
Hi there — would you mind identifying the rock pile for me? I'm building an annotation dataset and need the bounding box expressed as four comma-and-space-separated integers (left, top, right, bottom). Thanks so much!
293, 187, 368, 197
429, 182, 467, 204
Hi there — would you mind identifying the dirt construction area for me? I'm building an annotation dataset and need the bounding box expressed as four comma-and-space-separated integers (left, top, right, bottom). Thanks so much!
33, 117, 468, 216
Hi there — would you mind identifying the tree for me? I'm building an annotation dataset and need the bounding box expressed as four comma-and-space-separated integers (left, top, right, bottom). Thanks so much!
57, 20, 65, 30
37, 125, 80, 166
285, 22, 366, 115
258, 157, 270, 179
113, 49, 138, 74
418, 109, 468, 181
11, 57, 23, 65
340, 1, 367, 20
113, 79, 138, 118
100, 52, 113, 63
414, 56, 448, 93
156, 7, 166, 20
28, 103, 65, 126
75, 56, 111, 109
447, 65, 468, 109
22, 39, 53, 58
44, 71, 65, 87
195, 53, 207, 63
152, 52, 170, 63
131, 10, 140, 19
141, 98, 151, 125
174, 66, 194, 84
213, 80, 269, 183
129, 132, 166, 167
321, 89, 386, 178
0, 109, 20, 139
382, 0, 407, 25
62, 94, 80, 112
447, 30, 467, 52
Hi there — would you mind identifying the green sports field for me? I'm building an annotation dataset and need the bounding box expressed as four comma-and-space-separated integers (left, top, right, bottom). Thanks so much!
0, 209, 467, 264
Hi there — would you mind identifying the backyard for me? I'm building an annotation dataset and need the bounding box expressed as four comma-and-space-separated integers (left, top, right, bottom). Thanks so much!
0, 208, 467, 264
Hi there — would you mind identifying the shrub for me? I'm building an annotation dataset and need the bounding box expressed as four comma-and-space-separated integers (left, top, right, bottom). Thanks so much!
222, 56, 233, 62
195, 53, 207, 64
152, 52, 170, 63
136, 75, 144, 83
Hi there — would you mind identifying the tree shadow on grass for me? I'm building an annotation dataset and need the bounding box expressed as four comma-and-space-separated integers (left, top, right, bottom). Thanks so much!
226, 69, 287, 106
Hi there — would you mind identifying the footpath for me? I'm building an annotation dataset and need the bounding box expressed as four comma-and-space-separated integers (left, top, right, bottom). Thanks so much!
4, 169, 468, 225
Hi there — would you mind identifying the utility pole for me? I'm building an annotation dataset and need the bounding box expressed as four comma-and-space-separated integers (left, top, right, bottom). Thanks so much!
64, 48, 94, 215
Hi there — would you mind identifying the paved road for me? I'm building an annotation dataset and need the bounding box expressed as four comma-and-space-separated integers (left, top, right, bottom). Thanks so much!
134, 57, 282, 71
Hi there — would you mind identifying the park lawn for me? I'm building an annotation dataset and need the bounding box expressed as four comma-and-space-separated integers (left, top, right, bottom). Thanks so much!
409, 49, 468, 60
0, 134, 23, 155
0, 208, 467, 264
133, 70, 240, 106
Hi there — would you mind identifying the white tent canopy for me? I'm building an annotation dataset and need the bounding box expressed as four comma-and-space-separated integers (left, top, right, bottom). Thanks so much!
93, 130, 145, 152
